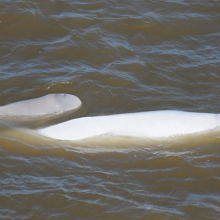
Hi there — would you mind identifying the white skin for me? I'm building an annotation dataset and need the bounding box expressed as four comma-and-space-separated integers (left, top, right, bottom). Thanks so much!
1, 95, 219, 141
0, 94, 82, 116
39, 110, 220, 141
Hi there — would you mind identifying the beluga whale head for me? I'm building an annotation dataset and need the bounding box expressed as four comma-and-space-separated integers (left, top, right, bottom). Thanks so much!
52, 93, 82, 113
0, 93, 82, 118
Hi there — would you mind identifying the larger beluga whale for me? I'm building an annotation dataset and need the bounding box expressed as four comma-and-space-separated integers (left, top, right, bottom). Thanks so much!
0, 94, 82, 118
38, 110, 220, 141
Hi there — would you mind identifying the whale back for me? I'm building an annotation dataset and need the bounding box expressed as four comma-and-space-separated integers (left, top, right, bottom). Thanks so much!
0, 94, 82, 117
39, 110, 220, 141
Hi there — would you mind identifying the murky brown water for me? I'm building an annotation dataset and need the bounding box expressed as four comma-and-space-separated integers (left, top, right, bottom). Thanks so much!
1, 0, 220, 219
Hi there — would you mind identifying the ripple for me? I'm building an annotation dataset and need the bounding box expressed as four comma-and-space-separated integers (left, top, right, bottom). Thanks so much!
1, 0, 220, 218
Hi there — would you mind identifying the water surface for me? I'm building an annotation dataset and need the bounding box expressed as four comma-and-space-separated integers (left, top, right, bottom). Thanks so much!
0, 0, 220, 219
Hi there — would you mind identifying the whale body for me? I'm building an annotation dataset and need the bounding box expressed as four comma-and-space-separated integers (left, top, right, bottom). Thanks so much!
0, 94, 81, 117
39, 110, 220, 141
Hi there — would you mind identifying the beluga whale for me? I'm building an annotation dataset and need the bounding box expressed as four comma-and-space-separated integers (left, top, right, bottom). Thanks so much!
38, 110, 220, 141
1, 93, 219, 141
0, 94, 82, 118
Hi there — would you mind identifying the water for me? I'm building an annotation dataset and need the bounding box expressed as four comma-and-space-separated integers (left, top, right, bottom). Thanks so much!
0, 0, 220, 219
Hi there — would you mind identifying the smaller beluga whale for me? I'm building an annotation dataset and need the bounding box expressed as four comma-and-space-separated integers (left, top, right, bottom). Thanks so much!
0, 94, 82, 118
38, 110, 220, 141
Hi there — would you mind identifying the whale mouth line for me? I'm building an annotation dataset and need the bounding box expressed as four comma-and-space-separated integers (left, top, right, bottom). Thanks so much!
0, 104, 82, 119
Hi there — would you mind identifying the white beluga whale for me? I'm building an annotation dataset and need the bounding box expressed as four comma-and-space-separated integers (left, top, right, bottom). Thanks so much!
38, 110, 220, 141
1, 94, 219, 141
0, 93, 82, 117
